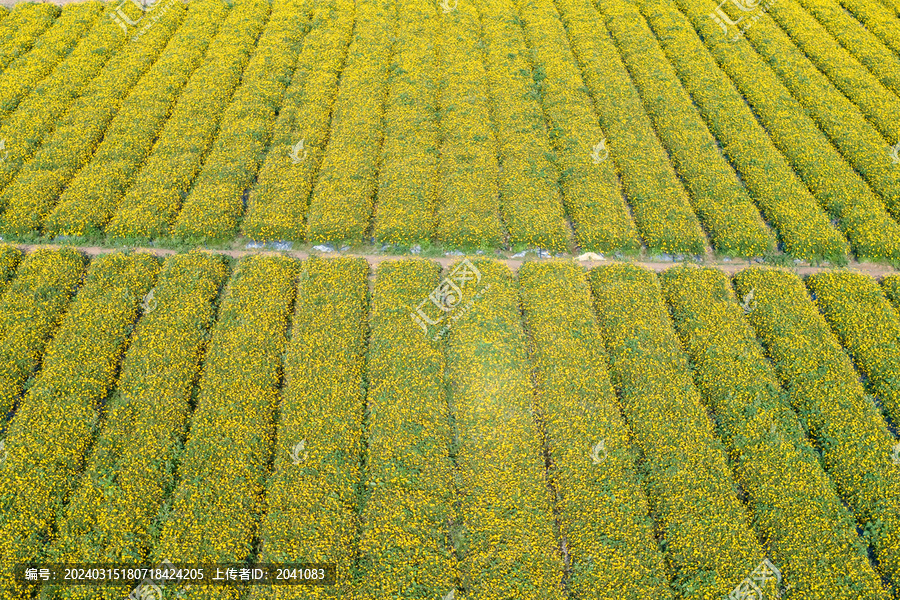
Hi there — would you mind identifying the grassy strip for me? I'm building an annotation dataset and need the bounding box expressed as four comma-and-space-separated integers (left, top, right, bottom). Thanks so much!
0, 247, 84, 421
546, 0, 708, 256
370, 0, 439, 246
473, 0, 570, 252
592, 0, 774, 257
661, 265, 889, 599
240, 0, 355, 242
588, 263, 766, 599
355, 259, 457, 598
518, 261, 673, 599
42, 0, 229, 238
0, 14, 125, 196
0, 3, 59, 71
0, 252, 159, 600
793, 0, 900, 99
433, 5, 504, 248
0, 2, 100, 120
41, 252, 228, 600
733, 268, 900, 597
808, 271, 900, 430
150, 255, 297, 600
303, 0, 396, 244
678, 0, 900, 223
251, 257, 369, 600
0, 1, 186, 235
105, 0, 271, 241
446, 260, 564, 598
170, 0, 315, 242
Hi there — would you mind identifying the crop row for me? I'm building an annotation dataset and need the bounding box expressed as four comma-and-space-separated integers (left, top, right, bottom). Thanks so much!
0, 2, 99, 120
593, 0, 773, 257
474, 0, 570, 252
699, 0, 900, 219
588, 264, 766, 598
433, 3, 504, 248
733, 268, 900, 597
0, 247, 84, 421
0, 0, 186, 236
838, 0, 900, 56
547, 0, 709, 256
794, 0, 900, 100
518, 262, 672, 599
0, 2, 59, 72
446, 260, 564, 598
0, 13, 124, 196
0, 252, 158, 600
42, 252, 228, 600
353, 260, 458, 599
151, 255, 297, 600
884, 275, 900, 311
171, 0, 314, 242
240, 0, 356, 241
105, 0, 271, 241
42, 0, 230, 238
251, 257, 369, 600
303, 0, 396, 243
661, 266, 888, 598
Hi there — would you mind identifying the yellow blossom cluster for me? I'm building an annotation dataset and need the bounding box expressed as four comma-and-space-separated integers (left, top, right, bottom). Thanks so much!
588, 263, 764, 599
545, 0, 708, 256
0, 244, 20, 298
0, 246, 84, 422
0, 12, 124, 199
304, 0, 396, 244
0, 2, 59, 71
791, 0, 900, 102
807, 271, 900, 437
512, 0, 638, 253
0, 251, 159, 600
635, 0, 851, 261
151, 255, 296, 600
518, 261, 672, 599
433, 5, 504, 249
446, 260, 564, 599
690, 0, 900, 223
353, 259, 458, 599
39, 252, 228, 600
171, 0, 314, 243
839, 0, 900, 56
0, 7, 7, 23
251, 256, 368, 600
240, 0, 355, 241
661, 265, 889, 599
370, 0, 439, 246
884, 275, 900, 310
43, 0, 230, 238
106, 0, 271, 241
0, 1, 186, 237
0, 2, 99, 120
473, 0, 570, 252
594, 0, 773, 257
733, 268, 900, 597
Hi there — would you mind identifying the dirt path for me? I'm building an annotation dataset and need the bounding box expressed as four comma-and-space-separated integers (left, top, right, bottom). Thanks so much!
10, 242, 899, 278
